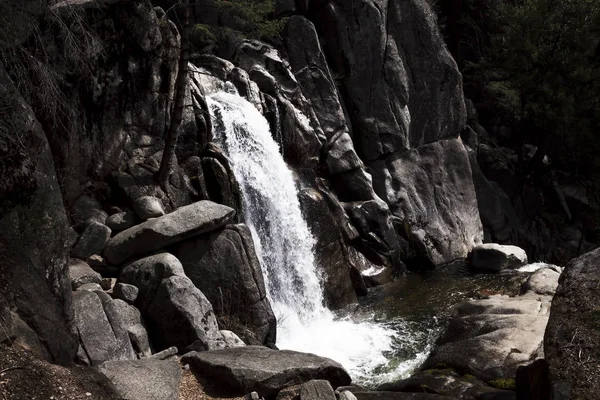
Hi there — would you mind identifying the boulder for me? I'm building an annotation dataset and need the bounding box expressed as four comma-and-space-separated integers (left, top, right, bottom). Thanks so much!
120, 253, 221, 351
112, 299, 151, 358
470, 244, 528, 273
370, 139, 483, 265
75, 283, 104, 292
73, 291, 135, 365
175, 225, 276, 345
181, 346, 352, 398
71, 195, 108, 227
132, 195, 165, 220
544, 248, 600, 399
97, 358, 181, 400
300, 380, 336, 400
104, 201, 236, 264
113, 283, 139, 304
423, 293, 551, 381
72, 221, 112, 260
520, 267, 561, 296
106, 211, 137, 232
353, 393, 453, 400
69, 259, 102, 290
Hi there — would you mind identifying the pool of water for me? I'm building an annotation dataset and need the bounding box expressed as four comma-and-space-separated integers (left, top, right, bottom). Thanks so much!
351, 260, 531, 387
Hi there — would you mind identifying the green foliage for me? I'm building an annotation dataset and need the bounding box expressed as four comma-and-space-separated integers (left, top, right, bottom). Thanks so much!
488, 378, 516, 390
473, 0, 600, 175
213, 0, 287, 41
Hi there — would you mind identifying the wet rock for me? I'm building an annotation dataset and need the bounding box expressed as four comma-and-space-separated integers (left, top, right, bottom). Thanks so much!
97, 358, 181, 400
423, 292, 551, 381
72, 221, 112, 260
73, 291, 135, 366
132, 195, 165, 220
182, 346, 351, 398
69, 259, 102, 290
470, 244, 528, 273
175, 224, 276, 345
113, 283, 139, 304
520, 267, 560, 296
120, 253, 220, 351
370, 139, 482, 265
106, 211, 137, 232
104, 201, 236, 264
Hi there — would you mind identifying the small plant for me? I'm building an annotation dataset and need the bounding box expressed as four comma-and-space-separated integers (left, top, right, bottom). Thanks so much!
488, 378, 516, 390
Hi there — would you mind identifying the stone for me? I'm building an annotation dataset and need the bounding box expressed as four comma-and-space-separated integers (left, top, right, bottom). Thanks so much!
338, 391, 358, 400
152, 346, 178, 360
422, 293, 551, 381
120, 253, 221, 351
75, 283, 104, 292
106, 211, 137, 232
104, 201, 236, 264
175, 225, 276, 345
277, 385, 301, 400
370, 138, 483, 265
296, 190, 358, 309
100, 278, 114, 290
361, 266, 394, 288
216, 330, 246, 348
73, 291, 135, 366
132, 195, 165, 220
470, 243, 528, 273
97, 358, 182, 400
300, 380, 336, 400
71, 195, 108, 227
544, 248, 600, 399
353, 393, 453, 400
69, 258, 102, 290
113, 283, 139, 304
312, 0, 465, 160
520, 268, 561, 296
182, 346, 352, 398
72, 221, 112, 260
111, 299, 151, 359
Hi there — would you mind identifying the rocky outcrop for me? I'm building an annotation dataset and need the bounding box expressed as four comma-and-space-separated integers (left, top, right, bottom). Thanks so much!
0, 66, 77, 364
97, 358, 182, 400
104, 201, 235, 264
371, 139, 482, 265
544, 248, 600, 399
422, 268, 558, 381
182, 346, 352, 398
120, 253, 223, 351
175, 224, 276, 345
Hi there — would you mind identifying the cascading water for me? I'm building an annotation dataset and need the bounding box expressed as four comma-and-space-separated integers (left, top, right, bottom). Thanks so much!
207, 89, 404, 383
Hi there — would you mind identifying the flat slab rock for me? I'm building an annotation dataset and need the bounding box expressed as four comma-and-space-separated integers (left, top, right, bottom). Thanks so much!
181, 346, 351, 398
104, 201, 236, 264
470, 243, 528, 273
97, 358, 182, 400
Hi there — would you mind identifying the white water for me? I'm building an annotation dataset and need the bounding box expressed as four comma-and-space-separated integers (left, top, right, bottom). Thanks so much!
207, 90, 401, 383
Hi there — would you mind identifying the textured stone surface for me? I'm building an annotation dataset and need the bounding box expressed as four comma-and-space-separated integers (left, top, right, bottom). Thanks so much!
104, 201, 236, 264
370, 139, 483, 265
470, 243, 528, 273
175, 225, 276, 345
182, 346, 351, 398
69, 259, 103, 290
72, 221, 112, 260
97, 358, 182, 400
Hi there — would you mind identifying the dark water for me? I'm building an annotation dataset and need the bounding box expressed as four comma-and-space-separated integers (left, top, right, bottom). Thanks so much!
354, 260, 530, 385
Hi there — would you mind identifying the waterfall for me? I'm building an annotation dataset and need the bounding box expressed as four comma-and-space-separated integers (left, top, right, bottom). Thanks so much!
207, 90, 397, 383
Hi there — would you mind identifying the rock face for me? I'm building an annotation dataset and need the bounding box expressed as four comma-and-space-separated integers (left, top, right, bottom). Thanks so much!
0, 66, 77, 364
544, 248, 600, 399
97, 358, 182, 400
175, 224, 276, 345
371, 139, 483, 265
469, 243, 528, 273
313, 0, 466, 159
104, 201, 236, 264
182, 346, 352, 398
423, 278, 556, 381
120, 253, 222, 351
